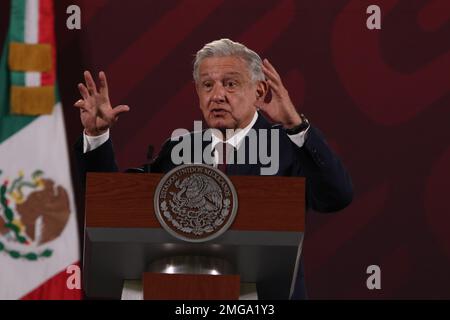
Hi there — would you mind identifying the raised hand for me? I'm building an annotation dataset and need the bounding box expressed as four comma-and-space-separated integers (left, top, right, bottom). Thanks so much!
74, 71, 130, 136
260, 59, 302, 129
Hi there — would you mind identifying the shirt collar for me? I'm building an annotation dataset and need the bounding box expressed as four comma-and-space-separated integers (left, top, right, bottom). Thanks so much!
211, 111, 258, 149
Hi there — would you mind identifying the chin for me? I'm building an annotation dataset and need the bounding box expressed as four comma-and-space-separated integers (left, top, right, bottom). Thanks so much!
206, 116, 234, 130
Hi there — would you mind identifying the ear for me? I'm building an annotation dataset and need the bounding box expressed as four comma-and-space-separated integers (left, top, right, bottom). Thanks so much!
255, 80, 268, 105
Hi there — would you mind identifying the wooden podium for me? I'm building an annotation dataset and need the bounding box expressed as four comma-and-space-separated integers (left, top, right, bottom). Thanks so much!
83, 172, 305, 300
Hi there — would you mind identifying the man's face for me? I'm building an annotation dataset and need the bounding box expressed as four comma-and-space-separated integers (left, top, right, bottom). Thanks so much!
196, 56, 266, 130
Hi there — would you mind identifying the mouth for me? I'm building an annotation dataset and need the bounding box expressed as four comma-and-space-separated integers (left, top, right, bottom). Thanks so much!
210, 108, 229, 117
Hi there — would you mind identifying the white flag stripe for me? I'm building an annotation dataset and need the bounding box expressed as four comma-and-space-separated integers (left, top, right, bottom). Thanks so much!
25, 0, 39, 44
25, 72, 41, 87
24, 0, 41, 87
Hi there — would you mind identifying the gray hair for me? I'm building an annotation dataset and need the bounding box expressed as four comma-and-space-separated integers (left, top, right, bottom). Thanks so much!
193, 38, 264, 83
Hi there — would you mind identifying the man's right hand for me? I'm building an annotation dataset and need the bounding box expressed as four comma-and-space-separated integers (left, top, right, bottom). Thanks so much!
74, 71, 130, 136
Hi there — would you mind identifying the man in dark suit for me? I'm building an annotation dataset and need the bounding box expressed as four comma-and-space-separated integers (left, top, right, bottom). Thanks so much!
74, 39, 353, 299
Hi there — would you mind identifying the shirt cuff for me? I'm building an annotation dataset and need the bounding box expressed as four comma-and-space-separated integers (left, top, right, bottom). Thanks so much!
83, 129, 110, 153
287, 126, 310, 148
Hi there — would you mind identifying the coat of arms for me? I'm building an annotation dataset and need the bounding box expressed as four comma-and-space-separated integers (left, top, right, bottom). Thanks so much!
0, 170, 70, 261
154, 164, 238, 242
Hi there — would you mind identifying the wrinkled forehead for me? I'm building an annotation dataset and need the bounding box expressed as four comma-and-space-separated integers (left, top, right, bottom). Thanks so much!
198, 56, 251, 80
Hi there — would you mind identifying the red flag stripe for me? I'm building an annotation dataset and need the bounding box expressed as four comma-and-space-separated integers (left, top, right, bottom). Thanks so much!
21, 261, 82, 300
38, 0, 55, 86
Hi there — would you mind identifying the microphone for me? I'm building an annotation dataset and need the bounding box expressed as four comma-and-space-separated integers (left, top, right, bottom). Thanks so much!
147, 144, 154, 163
145, 144, 154, 173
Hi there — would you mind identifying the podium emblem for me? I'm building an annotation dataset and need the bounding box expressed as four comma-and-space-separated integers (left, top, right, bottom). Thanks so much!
154, 164, 238, 242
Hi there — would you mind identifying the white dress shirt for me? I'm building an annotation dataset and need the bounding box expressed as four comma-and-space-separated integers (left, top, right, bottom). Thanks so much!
83, 112, 310, 165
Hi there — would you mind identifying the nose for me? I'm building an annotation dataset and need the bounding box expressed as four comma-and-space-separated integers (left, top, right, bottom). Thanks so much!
211, 84, 226, 104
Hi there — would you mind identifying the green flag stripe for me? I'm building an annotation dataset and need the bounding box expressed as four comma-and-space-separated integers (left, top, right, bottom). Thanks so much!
10, 0, 26, 87
0, 36, 37, 144
10, 0, 26, 42
11, 71, 24, 87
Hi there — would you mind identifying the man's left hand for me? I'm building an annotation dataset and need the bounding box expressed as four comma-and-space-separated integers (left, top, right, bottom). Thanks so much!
260, 59, 302, 129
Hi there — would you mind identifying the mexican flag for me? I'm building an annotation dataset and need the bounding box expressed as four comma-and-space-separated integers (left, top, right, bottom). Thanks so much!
0, 0, 80, 299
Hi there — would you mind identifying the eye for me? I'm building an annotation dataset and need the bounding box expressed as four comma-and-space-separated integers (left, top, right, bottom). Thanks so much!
224, 80, 237, 89
202, 81, 213, 91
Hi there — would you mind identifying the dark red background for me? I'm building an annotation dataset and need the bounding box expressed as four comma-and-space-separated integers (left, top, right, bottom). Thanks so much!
1, 0, 449, 299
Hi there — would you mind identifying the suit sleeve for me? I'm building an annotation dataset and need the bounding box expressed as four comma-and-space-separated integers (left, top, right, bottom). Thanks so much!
293, 126, 354, 213
74, 135, 119, 188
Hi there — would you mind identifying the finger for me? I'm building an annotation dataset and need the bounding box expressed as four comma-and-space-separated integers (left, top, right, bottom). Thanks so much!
78, 83, 89, 100
98, 71, 109, 98
262, 61, 283, 83
74, 100, 89, 114
111, 105, 130, 118
84, 70, 98, 95
262, 66, 281, 85
263, 59, 281, 79
73, 99, 85, 108
262, 67, 283, 94
266, 79, 282, 96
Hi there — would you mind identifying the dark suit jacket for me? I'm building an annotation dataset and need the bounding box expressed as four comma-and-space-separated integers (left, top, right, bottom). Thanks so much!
75, 113, 353, 299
